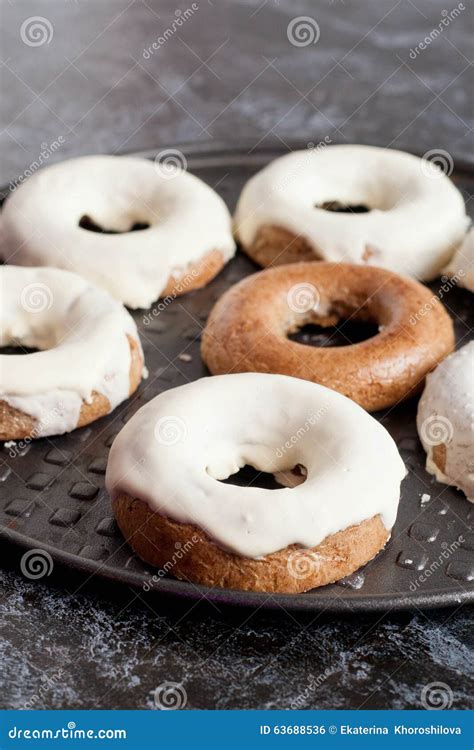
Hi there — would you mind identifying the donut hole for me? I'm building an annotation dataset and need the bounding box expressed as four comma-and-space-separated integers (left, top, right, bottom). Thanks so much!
317, 200, 371, 214
289, 318, 379, 347
1, 322, 59, 353
0, 344, 40, 355
78, 215, 150, 234
221, 463, 307, 490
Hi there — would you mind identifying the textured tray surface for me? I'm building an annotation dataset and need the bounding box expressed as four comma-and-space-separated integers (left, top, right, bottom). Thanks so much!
1, 143, 473, 612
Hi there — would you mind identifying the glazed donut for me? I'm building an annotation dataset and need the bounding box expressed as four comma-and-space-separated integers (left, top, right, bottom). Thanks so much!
201, 262, 455, 412
444, 227, 474, 292
106, 373, 406, 593
235, 145, 468, 280
0, 266, 144, 440
0, 155, 236, 308
417, 342, 474, 503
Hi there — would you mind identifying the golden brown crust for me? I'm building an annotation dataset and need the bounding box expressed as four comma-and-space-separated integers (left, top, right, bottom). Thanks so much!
201, 261, 455, 412
113, 493, 390, 593
161, 249, 226, 298
0, 334, 143, 441
432, 443, 447, 474
241, 225, 318, 266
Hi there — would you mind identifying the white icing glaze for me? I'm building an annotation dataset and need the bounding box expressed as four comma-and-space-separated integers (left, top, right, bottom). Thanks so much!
0, 155, 236, 309
417, 342, 474, 502
0, 265, 143, 437
235, 145, 468, 280
106, 373, 405, 558
444, 227, 474, 292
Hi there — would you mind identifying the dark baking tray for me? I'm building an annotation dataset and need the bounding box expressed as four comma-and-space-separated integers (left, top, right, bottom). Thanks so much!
1, 141, 473, 612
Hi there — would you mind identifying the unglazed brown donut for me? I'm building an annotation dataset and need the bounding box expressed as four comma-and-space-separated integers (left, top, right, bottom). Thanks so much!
113, 494, 389, 594
201, 262, 455, 411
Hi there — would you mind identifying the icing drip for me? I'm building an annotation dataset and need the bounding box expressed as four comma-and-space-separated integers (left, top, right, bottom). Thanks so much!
235, 145, 468, 281
106, 373, 406, 558
0, 155, 236, 308
417, 342, 474, 502
0, 266, 143, 437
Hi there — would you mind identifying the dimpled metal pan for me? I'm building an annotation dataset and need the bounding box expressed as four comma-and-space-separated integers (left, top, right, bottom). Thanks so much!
0, 142, 473, 612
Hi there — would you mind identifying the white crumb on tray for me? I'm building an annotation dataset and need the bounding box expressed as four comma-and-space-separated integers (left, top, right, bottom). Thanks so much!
420, 493, 431, 505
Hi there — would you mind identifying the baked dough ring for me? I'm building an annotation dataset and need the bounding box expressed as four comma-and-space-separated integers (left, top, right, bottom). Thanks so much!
444, 227, 474, 292
201, 262, 455, 412
106, 373, 406, 593
113, 495, 389, 594
235, 145, 468, 280
0, 266, 144, 440
417, 342, 474, 503
0, 155, 236, 308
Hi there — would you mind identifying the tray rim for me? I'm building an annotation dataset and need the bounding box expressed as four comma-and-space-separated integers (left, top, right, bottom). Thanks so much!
130, 138, 474, 178
3, 525, 472, 613
1, 139, 473, 613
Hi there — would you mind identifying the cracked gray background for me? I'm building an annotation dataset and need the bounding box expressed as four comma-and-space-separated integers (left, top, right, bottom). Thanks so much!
1, 0, 473, 710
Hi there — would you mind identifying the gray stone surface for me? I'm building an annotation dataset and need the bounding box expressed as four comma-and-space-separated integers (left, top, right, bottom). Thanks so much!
1, 553, 473, 710
0, 0, 473, 710
1, 0, 472, 184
